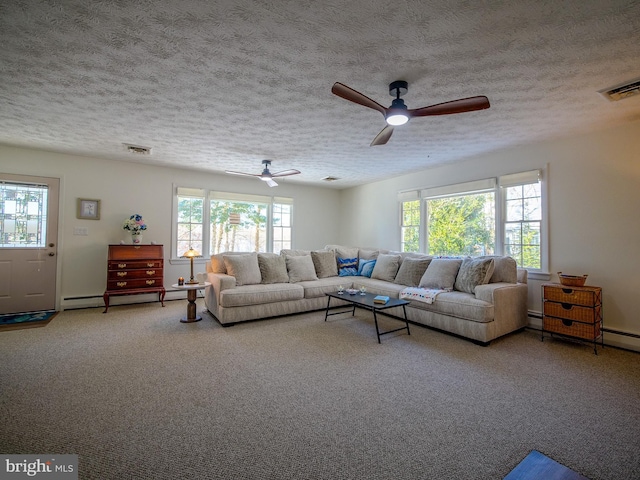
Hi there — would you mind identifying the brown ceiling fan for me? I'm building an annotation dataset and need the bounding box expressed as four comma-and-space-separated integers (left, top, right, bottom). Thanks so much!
331, 80, 490, 146
225, 160, 300, 187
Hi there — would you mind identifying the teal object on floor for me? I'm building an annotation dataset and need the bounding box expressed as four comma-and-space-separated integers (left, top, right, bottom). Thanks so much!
504, 450, 589, 480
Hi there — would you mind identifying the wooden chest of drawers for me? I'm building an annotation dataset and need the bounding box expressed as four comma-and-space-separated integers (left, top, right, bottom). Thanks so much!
542, 283, 602, 353
103, 244, 165, 312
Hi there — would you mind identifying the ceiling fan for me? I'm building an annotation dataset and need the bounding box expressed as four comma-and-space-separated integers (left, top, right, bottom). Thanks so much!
225, 160, 301, 187
331, 80, 490, 146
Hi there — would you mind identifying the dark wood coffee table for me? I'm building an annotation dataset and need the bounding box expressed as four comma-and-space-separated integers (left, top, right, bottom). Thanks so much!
325, 291, 410, 343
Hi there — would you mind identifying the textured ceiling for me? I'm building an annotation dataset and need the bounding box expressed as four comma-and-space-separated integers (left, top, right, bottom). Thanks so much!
1, 0, 640, 189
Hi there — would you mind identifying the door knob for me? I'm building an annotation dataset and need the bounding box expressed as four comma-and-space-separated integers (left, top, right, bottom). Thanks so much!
48, 252, 55, 256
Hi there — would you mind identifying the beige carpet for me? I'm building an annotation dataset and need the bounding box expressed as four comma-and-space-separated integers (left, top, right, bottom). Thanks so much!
1, 300, 638, 480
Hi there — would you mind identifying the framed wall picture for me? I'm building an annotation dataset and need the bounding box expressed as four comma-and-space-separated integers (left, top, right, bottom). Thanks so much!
77, 198, 101, 220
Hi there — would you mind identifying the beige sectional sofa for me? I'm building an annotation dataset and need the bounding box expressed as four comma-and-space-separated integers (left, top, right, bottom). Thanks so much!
203, 245, 528, 345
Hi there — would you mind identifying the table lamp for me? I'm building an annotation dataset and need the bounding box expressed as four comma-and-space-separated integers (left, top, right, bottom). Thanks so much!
182, 247, 202, 284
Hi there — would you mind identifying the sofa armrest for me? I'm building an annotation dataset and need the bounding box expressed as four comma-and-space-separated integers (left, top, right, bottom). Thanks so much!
208, 273, 236, 292
475, 282, 529, 331
475, 282, 525, 304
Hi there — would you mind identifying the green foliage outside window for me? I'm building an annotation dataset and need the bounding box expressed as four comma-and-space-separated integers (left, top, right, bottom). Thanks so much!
427, 193, 495, 257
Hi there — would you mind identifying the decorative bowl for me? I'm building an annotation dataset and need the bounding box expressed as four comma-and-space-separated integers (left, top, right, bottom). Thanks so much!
558, 272, 588, 287
345, 288, 358, 295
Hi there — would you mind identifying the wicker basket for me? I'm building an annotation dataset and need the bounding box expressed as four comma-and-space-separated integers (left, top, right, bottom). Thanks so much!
558, 272, 588, 287
543, 316, 601, 340
542, 285, 601, 306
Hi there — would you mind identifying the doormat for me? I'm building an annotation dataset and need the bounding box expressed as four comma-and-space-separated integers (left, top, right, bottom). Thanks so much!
0, 310, 58, 332
504, 450, 589, 480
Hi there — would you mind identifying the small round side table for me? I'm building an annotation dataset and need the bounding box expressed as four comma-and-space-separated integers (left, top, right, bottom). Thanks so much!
172, 282, 210, 323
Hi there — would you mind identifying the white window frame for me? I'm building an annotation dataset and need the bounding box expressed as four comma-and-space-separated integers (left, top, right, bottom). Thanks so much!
171, 186, 293, 261
398, 169, 548, 277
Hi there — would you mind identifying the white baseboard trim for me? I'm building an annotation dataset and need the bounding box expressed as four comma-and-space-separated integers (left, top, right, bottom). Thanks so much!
60, 289, 197, 311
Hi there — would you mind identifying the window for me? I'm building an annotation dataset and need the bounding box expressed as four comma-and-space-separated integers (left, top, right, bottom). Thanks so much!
400, 199, 420, 253
426, 191, 495, 256
500, 171, 542, 270
0, 181, 48, 247
401, 170, 545, 272
174, 187, 292, 258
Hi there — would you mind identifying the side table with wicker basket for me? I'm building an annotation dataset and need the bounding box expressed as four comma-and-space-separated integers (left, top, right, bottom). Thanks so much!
541, 283, 603, 354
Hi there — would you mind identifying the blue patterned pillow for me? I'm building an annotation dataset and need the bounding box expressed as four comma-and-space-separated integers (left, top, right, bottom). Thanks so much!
357, 258, 376, 277
337, 257, 358, 276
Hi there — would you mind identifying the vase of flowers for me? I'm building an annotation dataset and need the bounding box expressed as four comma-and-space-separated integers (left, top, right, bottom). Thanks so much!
123, 214, 147, 244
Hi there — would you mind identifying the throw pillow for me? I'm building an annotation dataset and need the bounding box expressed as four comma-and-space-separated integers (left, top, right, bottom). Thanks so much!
285, 255, 319, 283
419, 258, 463, 290
394, 257, 432, 287
337, 257, 358, 276
454, 257, 496, 294
371, 254, 401, 282
311, 250, 338, 278
258, 253, 289, 284
210, 253, 227, 274
223, 253, 262, 286
357, 258, 376, 277
478, 255, 518, 283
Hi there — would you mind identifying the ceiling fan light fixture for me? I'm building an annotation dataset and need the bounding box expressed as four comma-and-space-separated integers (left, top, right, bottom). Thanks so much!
386, 112, 409, 126
386, 98, 409, 126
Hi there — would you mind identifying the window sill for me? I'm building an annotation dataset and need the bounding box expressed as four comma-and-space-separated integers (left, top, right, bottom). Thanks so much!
527, 271, 551, 282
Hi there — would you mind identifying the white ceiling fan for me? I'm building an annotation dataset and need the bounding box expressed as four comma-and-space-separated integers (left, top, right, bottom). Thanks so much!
225, 160, 301, 187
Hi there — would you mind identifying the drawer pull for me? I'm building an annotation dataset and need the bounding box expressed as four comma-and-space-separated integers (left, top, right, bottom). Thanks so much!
147, 263, 155, 267
118, 263, 127, 268
146, 270, 156, 275
117, 282, 127, 287
562, 319, 573, 327
561, 302, 573, 310
562, 288, 574, 294
146, 280, 156, 285
117, 272, 127, 277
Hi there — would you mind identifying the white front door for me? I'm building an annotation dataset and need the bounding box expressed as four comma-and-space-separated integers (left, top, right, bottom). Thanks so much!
0, 173, 59, 314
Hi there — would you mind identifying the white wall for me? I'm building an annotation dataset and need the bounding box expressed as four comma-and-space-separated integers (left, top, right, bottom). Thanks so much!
338, 119, 640, 350
0, 145, 340, 309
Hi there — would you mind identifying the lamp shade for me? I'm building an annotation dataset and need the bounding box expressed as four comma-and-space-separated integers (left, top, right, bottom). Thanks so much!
181, 247, 202, 284
182, 248, 201, 259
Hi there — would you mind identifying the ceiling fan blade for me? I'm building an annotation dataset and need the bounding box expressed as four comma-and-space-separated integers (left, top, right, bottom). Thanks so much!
271, 169, 301, 178
332, 82, 388, 116
265, 178, 278, 187
371, 125, 394, 146
409, 96, 490, 117
225, 170, 260, 177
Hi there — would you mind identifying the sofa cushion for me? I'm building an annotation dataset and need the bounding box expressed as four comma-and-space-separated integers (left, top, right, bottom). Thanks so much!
337, 257, 358, 276
479, 255, 518, 283
326, 245, 359, 261
407, 290, 494, 323
223, 253, 262, 286
371, 254, 401, 282
280, 249, 311, 257
286, 255, 319, 283
419, 258, 463, 290
311, 250, 338, 278
299, 277, 351, 299
394, 257, 432, 287
258, 253, 289, 284
219, 283, 304, 307
454, 257, 495, 294
358, 248, 379, 260
357, 258, 376, 277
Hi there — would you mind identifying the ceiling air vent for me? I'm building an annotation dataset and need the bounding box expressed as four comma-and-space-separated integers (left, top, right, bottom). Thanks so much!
599, 79, 640, 102
124, 143, 152, 155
